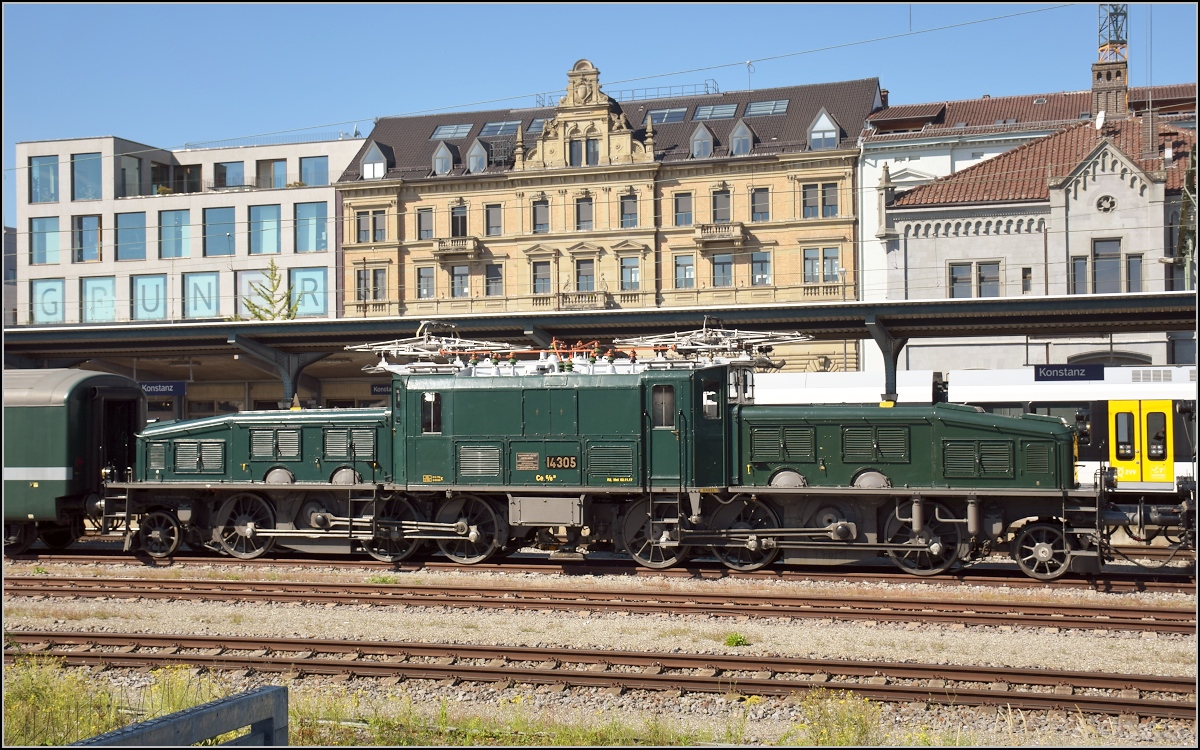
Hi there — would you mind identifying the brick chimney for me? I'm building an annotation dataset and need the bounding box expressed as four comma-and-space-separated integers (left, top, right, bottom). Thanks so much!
1141, 111, 1159, 159
1091, 60, 1129, 117
880, 89, 889, 108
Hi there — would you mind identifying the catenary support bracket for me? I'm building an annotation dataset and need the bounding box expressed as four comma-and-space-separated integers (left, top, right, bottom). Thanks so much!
864, 314, 909, 403
227, 334, 329, 403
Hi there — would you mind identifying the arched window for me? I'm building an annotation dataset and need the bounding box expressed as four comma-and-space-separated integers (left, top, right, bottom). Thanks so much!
467, 141, 487, 174
432, 143, 453, 176
730, 121, 753, 156
690, 124, 713, 158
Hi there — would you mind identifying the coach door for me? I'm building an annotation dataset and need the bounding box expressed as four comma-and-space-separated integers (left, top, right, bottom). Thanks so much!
646, 382, 683, 487
1109, 399, 1175, 491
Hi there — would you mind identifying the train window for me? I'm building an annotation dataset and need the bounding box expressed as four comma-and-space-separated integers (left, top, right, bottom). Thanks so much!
1114, 412, 1135, 460
652, 385, 675, 428
421, 392, 442, 434
1146, 412, 1167, 460
743, 370, 755, 401
728, 370, 739, 400
701, 381, 720, 419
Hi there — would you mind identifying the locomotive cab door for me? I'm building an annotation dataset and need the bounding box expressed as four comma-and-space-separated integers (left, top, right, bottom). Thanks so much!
646, 382, 686, 488
1108, 399, 1175, 492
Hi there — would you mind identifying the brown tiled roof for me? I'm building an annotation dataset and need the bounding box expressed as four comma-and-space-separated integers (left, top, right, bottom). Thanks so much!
891, 116, 1194, 207
865, 83, 1194, 139
337, 78, 882, 183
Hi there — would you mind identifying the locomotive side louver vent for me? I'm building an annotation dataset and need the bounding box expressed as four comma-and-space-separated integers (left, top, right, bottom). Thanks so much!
842, 427, 876, 462
351, 429, 375, 459
251, 431, 275, 459
325, 429, 350, 459
200, 442, 224, 472
174, 442, 200, 472
276, 430, 300, 459
943, 441, 977, 477
750, 428, 783, 461
589, 445, 635, 476
148, 443, 167, 470
782, 427, 816, 461
459, 446, 501, 476
979, 441, 1014, 477
1025, 442, 1051, 474
1132, 369, 1173, 383
876, 427, 910, 461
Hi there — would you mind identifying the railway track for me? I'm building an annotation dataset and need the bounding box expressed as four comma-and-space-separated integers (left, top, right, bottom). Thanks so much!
5, 576, 1195, 634
7, 547, 1194, 594
5, 631, 1194, 720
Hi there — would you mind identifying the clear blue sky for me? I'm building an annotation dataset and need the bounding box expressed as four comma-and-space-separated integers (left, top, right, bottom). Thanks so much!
3, 3, 1196, 226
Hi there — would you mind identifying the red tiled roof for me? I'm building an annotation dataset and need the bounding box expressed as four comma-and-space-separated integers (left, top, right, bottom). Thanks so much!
891, 116, 1194, 207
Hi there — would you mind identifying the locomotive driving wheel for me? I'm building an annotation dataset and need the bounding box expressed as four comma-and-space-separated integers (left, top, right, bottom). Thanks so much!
4, 521, 37, 557
364, 496, 425, 563
1011, 522, 1071, 580
213, 493, 276, 559
884, 500, 964, 577
435, 495, 507, 565
619, 496, 692, 570
139, 511, 182, 558
709, 497, 781, 571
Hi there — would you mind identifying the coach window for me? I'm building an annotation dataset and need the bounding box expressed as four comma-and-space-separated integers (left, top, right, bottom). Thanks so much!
421, 392, 442, 434
1146, 411, 1167, 460
651, 385, 675, 429
1114, 412, 1135, 460
701, 380, 720, 419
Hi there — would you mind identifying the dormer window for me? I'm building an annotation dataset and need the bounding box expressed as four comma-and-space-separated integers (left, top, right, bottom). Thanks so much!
432, 143, 453, 176
808, 110, 839, 150
730, 121, 753, 156
467, 141, 487, 173
361, 142, 386, 180
690, 124, 713, 158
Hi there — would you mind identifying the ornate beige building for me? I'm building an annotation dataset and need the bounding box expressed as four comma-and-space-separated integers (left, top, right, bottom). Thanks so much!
338, 60, 883, 370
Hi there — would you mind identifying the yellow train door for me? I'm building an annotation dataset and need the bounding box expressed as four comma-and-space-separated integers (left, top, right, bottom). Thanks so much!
1109, 399, 1175, 491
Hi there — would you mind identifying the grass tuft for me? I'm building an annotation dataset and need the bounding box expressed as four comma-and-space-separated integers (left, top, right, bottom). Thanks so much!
723, 632, 750, 647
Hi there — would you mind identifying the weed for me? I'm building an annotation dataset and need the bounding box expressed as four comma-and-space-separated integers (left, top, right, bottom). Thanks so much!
780, 687, 884, 746
724, 632, 750, 647
366, 575, 397, 585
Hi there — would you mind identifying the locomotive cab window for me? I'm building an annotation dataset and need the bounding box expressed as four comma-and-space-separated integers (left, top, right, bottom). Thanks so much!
421, 392, 442, 434
652, 385, 675, 428
701, 381, 720, 419
1114, 412, 1135, 460
1146, 411, 1167, 460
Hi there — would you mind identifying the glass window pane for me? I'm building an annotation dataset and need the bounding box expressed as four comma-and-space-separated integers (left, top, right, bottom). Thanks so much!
576, 198, 593, 231
485, 264, 503, 296
373, 268, 387, 300
674, 194, 692, 226
1115, 412, 1135, 459
1093, 240, 1120, 294
978, 262, 1000, 297
81, 277, 116, 322
115, 212, 146, 261
751, 189, 769, 221
452, 265, 469, 298
1126, 255, 1142, 293
533, 261, 551, 294
184, 272, 220, 318
569, 140, 583, 167
713, 253, 732, 288
950, 264, 972, 297
30, 217, 60, 265
131, 275, 167, 320
533, 201, 549, 234
822, 183, 838, 217
620, 257, 639, 290
674, 255, 694, 289
300, 156, 328, 186
804, 249, 819, 284
712, 191, 730, 223
620, 195, 637, 228
159, 209, 189, 259
249, 205, 281, 255
417, 267, 434, 298
752, 252, 771, 286
72, 215, 100, 262
118, 155, 141, 198
652, 385, 675, 427
823, 248, 840, 283
72, 153, 102, 201
1071, 257, 1088, 294
586, 139, 599, 166
421, 393, 442, 433
373, 210, 386, 242
417, 208, 434, 240
486, 204, 502, 236
356, 269, 370, 302
31, 279, 65, 323
204, 208, 236, 256
214, 162, 244, 189
289, 267, 327, 317
803, 184, 818, 218
451, 205, 467, 237
30, 156, 59, 203
576, 259, 594, 292
295, 202, 327, 253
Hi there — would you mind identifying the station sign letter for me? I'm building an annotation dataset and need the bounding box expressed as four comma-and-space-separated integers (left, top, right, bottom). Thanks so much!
184, 272, 220, 318
132, 275, 167, 320
30, 278, 65, 323
289, 267, 327, 317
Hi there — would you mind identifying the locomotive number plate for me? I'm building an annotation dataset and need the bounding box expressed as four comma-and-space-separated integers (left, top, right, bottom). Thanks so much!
515, 452, 540, 471
546, 455, 577, 469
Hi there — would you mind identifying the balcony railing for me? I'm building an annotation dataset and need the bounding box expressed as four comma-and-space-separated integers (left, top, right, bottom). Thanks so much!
433, 237, 481, 258
205, 173, 330, 192
694, 222, 746, 247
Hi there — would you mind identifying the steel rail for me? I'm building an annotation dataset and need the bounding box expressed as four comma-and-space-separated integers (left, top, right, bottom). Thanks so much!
7, 549, 1194, 593
5, 631, 1194, 720
5, 576, 1194, 634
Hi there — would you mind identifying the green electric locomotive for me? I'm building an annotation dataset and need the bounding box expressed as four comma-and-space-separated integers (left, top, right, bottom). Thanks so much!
5, 358, 1192, 580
